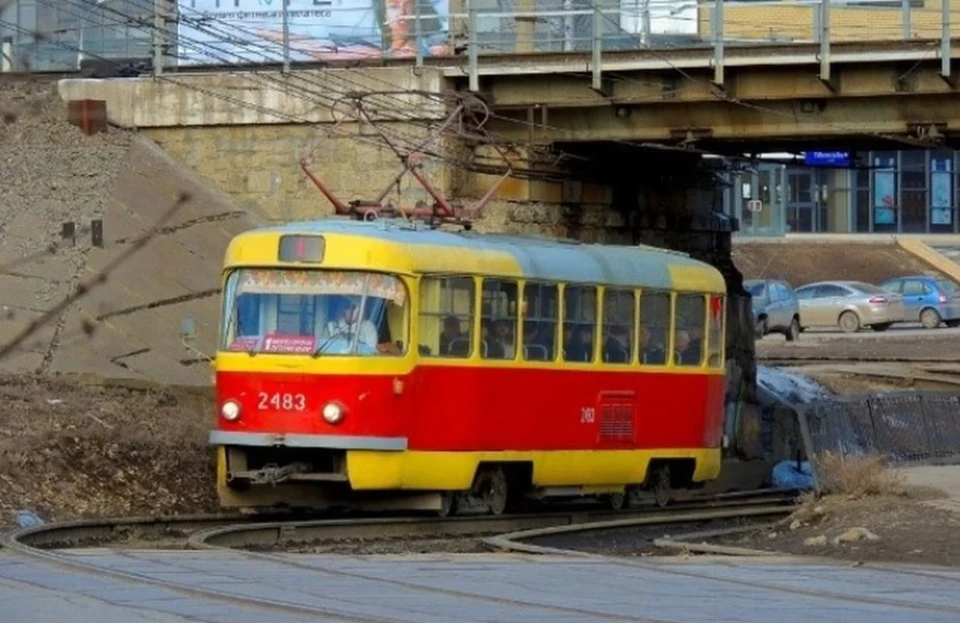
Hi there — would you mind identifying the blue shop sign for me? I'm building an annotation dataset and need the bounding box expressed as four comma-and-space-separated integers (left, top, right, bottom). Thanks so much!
803, 151, 852, 167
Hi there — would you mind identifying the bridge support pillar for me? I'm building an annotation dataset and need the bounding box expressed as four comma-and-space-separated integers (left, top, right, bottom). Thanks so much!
615, 160, 759, 462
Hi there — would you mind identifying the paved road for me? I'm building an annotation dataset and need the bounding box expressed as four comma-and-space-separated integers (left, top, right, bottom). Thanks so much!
765, 324, 960, 341
2, 548, 960, 622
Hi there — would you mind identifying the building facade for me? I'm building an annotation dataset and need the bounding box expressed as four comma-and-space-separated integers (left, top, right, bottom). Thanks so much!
699, 0, 956, 44
728, 149, 960, 237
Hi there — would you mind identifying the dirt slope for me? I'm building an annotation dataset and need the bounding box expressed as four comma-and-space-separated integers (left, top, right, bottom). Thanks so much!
0, 78, 264, 386
0, 79, 131, 373
733, 240, 948, 288
0, 375, 217, 526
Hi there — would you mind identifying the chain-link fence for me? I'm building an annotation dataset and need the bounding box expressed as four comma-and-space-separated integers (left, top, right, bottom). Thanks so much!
799, 391, 960, 468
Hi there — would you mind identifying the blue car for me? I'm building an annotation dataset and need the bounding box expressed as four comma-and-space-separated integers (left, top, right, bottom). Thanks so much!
879, 275, 960, 329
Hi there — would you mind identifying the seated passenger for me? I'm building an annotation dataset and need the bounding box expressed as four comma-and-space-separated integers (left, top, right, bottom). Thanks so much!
494, 319, 515, 359
325, 300, 378, 349
482, 320, 505, 359
674, 330, 691, 365
523, 321, 549, 360
639, 325, 666, 364
603, 325, 630, 363
683, 326, 704, 365
439, 315, 462, 355
565, 325, 593, 362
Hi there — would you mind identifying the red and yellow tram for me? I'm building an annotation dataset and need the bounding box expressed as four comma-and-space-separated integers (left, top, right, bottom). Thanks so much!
210, 219, 727, 515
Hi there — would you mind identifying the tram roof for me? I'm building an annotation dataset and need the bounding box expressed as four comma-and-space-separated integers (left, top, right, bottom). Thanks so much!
230, 219, 726, 293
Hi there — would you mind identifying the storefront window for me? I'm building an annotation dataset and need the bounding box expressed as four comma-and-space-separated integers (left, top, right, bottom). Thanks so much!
854, 167, 871, 232
931, 154, 955, 233
873, 153, 898, 233
901, 151, 927, 233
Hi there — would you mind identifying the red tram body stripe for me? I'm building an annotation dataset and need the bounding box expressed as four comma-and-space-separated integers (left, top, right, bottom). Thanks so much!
216, 368, 725, 451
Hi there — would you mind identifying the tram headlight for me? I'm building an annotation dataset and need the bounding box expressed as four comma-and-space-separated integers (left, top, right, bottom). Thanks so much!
220, 400, 241, 422
322, 401, 345, 424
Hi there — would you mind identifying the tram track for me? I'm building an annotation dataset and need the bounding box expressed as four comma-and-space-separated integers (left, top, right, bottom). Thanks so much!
486, 508, 960, 618
5, 488, 953, 620
0, 489, 797, 623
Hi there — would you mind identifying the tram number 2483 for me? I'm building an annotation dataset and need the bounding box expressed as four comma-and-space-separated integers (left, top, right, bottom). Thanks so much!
258, 392, 307, 411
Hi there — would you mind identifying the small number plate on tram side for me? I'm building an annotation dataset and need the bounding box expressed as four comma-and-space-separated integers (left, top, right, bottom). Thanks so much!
257, 392, 307, 412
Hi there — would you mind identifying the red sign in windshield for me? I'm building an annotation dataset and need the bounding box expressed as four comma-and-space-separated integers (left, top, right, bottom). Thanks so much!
228, 334, 317, 354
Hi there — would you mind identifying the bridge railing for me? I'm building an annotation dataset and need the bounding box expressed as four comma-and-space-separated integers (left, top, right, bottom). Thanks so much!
1, 0, 959, 75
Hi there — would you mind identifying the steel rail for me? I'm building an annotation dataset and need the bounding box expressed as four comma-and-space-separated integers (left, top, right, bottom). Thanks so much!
0, 489, 796, 623
482, 501, 960, 617
189, 488, 799, 549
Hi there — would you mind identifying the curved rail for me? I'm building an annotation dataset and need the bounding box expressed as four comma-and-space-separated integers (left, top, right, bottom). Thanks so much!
190, 488, 799, 549
478, 500, 960, 617
482, 504, 793, 555
0, 489, 798, 622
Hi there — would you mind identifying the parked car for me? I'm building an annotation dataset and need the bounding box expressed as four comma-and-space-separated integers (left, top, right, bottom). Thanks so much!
878, 275, 960, 329
793, 280, 905, 333
744, 279, 801, 341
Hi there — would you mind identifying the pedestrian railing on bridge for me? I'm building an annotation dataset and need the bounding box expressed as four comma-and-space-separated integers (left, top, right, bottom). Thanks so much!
2, 1, 959, 80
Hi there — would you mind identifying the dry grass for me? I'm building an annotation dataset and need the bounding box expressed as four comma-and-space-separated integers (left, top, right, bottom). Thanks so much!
817, 451, 907, 498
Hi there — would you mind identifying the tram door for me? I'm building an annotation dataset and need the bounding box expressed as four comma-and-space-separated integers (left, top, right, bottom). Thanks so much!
733, 164, 786, 237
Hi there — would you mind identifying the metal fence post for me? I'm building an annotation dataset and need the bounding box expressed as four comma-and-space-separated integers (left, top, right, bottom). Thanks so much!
712, 0, 724, 86
901, 0, 911, 39
282, 0, 290, 73
591, 4, 603, 92
819, 0, 831, 85
795, 406, 824, 495
468, 3, 479, 92
942, 0, 952, 81
414, 0, 423, 70
153, 0, 165, 76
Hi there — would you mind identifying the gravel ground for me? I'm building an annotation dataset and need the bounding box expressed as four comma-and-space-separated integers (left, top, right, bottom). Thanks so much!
757, 331, 960, 361
524, 516, 775, 557
255, 534, 496, 555
0, 374, 217, 528
705, 492, 960, 567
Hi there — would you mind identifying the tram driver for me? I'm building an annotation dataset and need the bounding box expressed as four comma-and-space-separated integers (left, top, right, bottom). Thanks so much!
325, 298, 379, 349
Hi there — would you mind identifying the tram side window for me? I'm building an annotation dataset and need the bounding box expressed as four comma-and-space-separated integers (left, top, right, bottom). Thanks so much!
602, 289, 635, 364
639, 291, 670, 365
418, 276, 475, 358
708, 295, 725, 368
563, 285, 597, 362
481, 279, 518, 360
674, 293, 706, 367
522, 282, 558, 361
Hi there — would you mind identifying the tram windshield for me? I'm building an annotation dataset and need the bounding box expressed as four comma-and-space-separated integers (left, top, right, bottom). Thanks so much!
220, 269, 409, 356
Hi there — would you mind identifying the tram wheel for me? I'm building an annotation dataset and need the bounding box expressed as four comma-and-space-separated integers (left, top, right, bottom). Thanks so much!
651, 465, 672, 508
436, 492, 459, 518
605, 492, 626, 511
479, 466, 509, 516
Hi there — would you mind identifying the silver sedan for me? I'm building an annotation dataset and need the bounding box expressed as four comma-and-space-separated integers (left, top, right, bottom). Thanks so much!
794, 280, 906, 333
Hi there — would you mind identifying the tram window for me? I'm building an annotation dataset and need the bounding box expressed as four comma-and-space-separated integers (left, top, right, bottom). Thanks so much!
220, 269, 408, 357
563, 285, 597, 363
602, 289, 635, 364
674, 293, 706, 367
419, 276, 475, 358
481, 279, 518, 360
639, 291, 670, 365
522, 282, 558, 361
708, 295, 725, 368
